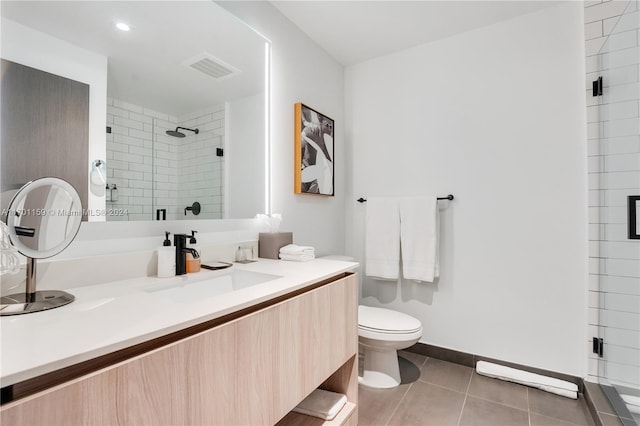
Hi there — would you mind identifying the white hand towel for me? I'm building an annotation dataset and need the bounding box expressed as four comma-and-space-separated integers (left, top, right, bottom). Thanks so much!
365, 197, 400, 280
279, 244, 315, 255
400, 196, 439, 282
476, 361, 578, 399
292, 389, 347, 421
279, 253, 315, 262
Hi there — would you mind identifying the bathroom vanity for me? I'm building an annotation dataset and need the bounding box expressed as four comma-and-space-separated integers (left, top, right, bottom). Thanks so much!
0, 259, 359, 425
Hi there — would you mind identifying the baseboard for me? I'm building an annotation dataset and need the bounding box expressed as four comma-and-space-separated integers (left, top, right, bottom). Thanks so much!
405, 342, 583, 392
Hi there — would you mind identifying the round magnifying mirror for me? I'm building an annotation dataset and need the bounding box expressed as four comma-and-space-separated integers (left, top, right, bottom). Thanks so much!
1, 177, 82, 315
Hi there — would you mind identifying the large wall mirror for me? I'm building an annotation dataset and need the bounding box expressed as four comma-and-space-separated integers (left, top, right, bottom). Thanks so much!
1, 1, 269, 222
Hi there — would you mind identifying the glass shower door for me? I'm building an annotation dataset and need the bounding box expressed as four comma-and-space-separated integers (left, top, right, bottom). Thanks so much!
594, 1, 640, 424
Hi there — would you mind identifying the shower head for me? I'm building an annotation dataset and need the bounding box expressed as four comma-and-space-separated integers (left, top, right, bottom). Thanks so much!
166, 126, 199, 138
166, 129, 185, 138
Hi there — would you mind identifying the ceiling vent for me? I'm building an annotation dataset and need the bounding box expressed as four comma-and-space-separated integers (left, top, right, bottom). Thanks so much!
183, 53, 240, 80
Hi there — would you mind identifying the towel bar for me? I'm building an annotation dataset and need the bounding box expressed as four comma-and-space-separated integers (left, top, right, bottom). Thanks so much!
356, 194, 454, 203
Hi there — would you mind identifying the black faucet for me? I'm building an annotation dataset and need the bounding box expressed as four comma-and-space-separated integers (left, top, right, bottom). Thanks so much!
173, 234, 200, 275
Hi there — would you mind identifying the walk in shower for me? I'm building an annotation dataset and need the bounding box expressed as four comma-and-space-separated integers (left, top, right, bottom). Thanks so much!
591, 1, 640, 424
105, 102, 225, 221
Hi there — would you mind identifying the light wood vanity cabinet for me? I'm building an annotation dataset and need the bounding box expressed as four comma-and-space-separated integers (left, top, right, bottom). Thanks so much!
1, 273, 358, 426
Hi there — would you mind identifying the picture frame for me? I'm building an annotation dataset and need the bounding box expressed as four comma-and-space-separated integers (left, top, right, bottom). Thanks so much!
628, 195, 640, 239
294, 103, 334, 196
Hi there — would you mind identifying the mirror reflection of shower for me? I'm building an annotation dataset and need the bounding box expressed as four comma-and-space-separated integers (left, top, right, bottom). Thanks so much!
166, 127, 199, 138
105, 100, 225, 222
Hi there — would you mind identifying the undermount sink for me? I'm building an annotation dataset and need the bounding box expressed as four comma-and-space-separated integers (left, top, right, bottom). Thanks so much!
144, 269, 282, 303
229, 269, 282, 288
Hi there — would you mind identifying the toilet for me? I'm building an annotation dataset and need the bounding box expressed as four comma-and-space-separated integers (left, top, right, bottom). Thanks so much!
358, 305, 422, 388
319, 256, 423, 389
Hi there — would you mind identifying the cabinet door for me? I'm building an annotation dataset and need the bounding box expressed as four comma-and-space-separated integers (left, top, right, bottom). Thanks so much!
237, 275, 358, 425
0, 274, 357, 426
236, 273, 358, 425
0, 322, 237, 425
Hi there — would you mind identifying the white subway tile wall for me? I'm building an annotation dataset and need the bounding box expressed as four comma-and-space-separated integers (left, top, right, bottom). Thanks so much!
106, 99, 224, 221
585, 0, 640, 390
177, 104, 225, 221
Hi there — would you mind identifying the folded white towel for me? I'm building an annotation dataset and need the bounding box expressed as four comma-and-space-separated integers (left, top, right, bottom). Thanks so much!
400, 196, 439, 282
279, 244, 315, 255
476, 361, 578, 399
365, 197, 400, 280
292, 389, 347, 421
279, 253, 315, 262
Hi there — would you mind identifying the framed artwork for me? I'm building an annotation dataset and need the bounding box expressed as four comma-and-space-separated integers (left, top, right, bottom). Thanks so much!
628, 195, 640, 239
294, 103, 334, 196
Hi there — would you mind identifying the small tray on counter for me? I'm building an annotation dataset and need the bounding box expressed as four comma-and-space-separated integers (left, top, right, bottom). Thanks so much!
201, 261, 233, 271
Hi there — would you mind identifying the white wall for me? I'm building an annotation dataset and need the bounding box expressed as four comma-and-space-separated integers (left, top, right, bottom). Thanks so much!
1, 18, 107, 217
227, 93, 265, 219
218, 1, 346, 256
345, 3, 588, 376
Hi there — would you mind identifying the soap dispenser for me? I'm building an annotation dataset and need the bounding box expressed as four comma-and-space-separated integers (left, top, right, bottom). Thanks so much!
157, 232, 175, 278
186, 230, 201, 273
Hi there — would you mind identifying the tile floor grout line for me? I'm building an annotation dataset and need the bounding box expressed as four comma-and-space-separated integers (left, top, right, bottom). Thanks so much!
384, 381, 414, 426
417, 355, 428, 369
383, 355, 427, 425
456, 392, 470, 425
464, 393, 530, 413
455, 368, 474, 426
530, 412, 592, 426
527, 391, 593, 426
417, 379, 469, 396
415, 360, 476, 394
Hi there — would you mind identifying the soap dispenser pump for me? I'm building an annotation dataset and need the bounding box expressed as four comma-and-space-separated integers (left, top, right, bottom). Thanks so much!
157, 231, 175, 278
186, 230, 201, 273
110, 184, 118, 202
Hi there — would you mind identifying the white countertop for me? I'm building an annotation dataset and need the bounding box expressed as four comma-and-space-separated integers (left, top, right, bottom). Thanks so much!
0, 258, 358, 387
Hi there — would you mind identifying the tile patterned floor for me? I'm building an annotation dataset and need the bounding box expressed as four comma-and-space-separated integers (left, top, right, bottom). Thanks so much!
358, 351, 596, 426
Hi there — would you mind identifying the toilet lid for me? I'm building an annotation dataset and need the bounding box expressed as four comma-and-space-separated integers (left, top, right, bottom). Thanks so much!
358, 305, 422, 334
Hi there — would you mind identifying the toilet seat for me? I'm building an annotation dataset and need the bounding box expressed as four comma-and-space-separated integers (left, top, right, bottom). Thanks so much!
358, 305, 422, 342
358, 305, 422, 333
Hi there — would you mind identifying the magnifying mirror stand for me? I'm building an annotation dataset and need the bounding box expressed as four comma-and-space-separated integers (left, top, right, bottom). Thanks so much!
0, 257, 75, 315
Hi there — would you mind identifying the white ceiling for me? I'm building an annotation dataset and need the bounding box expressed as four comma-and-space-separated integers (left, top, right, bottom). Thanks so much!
1, 1, 266, 117
1, 0, 563, 114
271, 1, 562, 66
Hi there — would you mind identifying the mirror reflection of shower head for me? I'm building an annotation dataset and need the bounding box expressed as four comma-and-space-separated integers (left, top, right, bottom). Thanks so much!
166, 127, 199, 138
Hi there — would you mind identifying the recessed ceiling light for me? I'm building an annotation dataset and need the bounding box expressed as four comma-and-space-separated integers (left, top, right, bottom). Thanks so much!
116, 22, 130, 32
